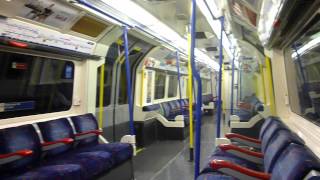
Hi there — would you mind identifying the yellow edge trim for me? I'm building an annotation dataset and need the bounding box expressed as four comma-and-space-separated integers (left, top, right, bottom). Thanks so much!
136, 148, 145, 154
99, 64, 105, 129
187, 34, 194, 148
140, 68, 145, 106
265, 57, 276, 115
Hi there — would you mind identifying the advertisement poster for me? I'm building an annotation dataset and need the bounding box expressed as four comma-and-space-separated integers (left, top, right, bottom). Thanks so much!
1, 0, 80, 29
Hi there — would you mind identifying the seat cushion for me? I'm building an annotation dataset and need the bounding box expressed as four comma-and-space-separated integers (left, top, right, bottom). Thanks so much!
43, 151, 114, 179
76, 143, 133, 165
197, 172, 236, 180
7, 164, 85, 180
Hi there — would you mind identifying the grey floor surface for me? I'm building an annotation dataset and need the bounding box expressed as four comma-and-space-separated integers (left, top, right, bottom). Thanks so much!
133, 115, 216, 180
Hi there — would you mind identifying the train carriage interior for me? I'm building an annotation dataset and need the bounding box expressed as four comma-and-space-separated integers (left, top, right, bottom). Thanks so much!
0, 0, 320, 180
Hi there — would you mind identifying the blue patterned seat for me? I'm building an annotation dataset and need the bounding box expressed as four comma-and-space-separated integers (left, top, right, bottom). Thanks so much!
270, 143, 320, 180
198, 144, 320, 180
197, 172, 236, 180
0, 125, 85, 180
201, 122, 298, 174
8, 164, 85, 180
200, 130, 305, 178
37, 118, 115, 178
70, 113, 133, 165
43, 151, 114, 178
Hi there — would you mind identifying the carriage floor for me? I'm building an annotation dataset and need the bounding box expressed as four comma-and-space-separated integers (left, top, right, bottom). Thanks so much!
133, 115, 217, 180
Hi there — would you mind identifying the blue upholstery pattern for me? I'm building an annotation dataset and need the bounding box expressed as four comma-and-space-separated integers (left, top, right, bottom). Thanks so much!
71, 114, 133, 165
271, 144, 320, 180
263, 130, 305, 173
260, 122, 287, 152
7, 164, 86, 180
43, 151, 114, 179
38, 118, 74, 156
76, 143, 133, 165
142, 104, 161, 111
71, 113, 99, 146
161, 103, 172, 119
197, 172, 236, 180
201, 148, 260, 174
258, 116, 281, 140
0, 125, 41, 174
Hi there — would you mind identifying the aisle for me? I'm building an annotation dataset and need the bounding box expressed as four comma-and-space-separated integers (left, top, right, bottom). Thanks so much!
133, 115, 216, 180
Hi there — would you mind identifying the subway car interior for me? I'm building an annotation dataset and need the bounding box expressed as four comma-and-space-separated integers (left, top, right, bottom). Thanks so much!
0, 0, 320, 180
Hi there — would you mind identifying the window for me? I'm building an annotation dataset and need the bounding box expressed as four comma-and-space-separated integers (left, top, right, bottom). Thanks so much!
118, 49, 143, 105
96, 62, 113, 107
284, 20, 320, 126
202, 79, 208, 94
0, 51, 74, 119
154, 72, 166, 99
96, 42, 120, 107
168, 75, 178, 98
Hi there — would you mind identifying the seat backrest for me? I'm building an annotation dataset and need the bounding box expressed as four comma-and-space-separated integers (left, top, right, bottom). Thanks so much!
0, 125, 41, 173
71, 113, 99, 146
264, 130, 305, 173
161, 102, 171, 118
168, 101, 177, 111
38, 118, 74, 156
258, 116, 281, 140
261, 121, 288, 152
271, 144, 320, 180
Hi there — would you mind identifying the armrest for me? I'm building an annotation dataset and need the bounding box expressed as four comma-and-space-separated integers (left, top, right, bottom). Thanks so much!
42, 138, 74, 147
210, 160, 271, 180
225, 133, 261, 144
75, 130, 103, 137
0, 150, 33, 159
219, 144, 263, 158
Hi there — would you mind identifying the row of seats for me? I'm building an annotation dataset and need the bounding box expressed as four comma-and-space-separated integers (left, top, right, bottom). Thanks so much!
233, 95, 264, 122
202, 94, 214, 106
198, 117, 320, 180
161, 99, 192, 126
0, 113, 133, 180
142, 95, 215, 126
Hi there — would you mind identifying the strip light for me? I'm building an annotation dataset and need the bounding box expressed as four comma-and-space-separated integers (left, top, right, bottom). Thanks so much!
96, 0, 219, 70
197, 0, 234, 58
291, 35, 320, 59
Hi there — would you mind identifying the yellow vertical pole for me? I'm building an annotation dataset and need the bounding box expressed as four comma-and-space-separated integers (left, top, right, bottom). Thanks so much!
99, 65, 105, 129
187, 34, 194, 153
265, 57, 276, 115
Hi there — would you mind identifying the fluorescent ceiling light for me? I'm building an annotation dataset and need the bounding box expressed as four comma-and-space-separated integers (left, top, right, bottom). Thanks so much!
291, 35, 320, 59
97, 0, 219, 70
197, 0, 233, 58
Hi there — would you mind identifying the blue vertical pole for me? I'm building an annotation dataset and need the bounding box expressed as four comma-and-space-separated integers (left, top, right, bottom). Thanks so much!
176, 51, 184, 115
230, 50, 236, 115
216, 16, 224, 138
123, 26, 135, 135
190, 0, 202, 178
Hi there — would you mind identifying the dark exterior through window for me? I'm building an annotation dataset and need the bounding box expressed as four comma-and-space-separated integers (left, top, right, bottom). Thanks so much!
284, 19, 320, 126
154, 72, 166, 100
0, 51, 74, 119
168, 75, 178, 98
